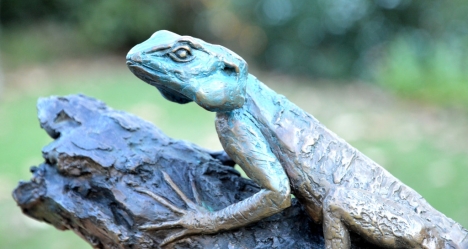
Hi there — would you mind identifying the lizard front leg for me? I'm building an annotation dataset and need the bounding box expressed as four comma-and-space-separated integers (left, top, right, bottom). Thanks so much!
137, 112, 291, 246
214, 111, 292, 228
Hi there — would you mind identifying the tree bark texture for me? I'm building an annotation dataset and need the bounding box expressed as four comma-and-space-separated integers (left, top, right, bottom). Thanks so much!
13, 94, 375, 249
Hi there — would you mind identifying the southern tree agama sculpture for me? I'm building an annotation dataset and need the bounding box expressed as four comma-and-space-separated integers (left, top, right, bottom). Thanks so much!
126, 30, 468, 248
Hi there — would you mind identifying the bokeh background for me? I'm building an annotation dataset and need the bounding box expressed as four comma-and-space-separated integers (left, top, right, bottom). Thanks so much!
1, 1, 468, 248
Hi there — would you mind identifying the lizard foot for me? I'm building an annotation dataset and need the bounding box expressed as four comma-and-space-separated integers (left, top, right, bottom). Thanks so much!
135, 171, 216, 246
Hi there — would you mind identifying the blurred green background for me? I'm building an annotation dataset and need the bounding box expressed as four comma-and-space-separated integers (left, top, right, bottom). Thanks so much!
1, 0, 467, 248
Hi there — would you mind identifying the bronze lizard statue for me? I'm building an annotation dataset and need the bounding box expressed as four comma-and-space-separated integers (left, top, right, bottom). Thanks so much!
126, 30, 468, 249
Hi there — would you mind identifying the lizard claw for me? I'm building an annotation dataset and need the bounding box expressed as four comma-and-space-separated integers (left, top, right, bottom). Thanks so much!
136, 170, 214, 246
135, 187, 187, 215
159, 229, 196, 247
139, 220, 183, 231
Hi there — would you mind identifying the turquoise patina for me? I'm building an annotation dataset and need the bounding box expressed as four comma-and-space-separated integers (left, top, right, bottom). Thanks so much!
127, 30, 468, 249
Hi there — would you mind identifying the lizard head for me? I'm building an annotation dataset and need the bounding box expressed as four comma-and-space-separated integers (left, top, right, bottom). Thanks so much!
126, 30, 249, 112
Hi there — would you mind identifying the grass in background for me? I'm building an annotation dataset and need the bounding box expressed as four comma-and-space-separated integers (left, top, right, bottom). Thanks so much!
376, 35, 468, 108
1, 23, 99, 69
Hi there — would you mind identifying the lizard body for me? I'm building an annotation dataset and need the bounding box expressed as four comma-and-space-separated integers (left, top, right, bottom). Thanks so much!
127, 30, 468, 248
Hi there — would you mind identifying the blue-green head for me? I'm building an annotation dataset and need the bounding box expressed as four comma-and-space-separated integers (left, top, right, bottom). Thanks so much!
126, 30, 249, 112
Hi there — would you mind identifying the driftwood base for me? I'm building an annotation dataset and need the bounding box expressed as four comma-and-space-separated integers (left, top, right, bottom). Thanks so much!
13, 94, 375, 248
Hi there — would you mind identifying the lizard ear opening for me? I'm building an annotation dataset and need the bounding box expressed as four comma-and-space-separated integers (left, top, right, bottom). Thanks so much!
222, 60, 240, 76
221, 52, 249, 83
156, 86, 193, 104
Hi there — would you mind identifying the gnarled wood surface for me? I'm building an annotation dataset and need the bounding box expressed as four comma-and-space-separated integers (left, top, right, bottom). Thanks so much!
13, 94, 374, 248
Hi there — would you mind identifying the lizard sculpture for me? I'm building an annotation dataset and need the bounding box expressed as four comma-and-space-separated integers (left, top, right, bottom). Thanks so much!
126, 30, 468, 249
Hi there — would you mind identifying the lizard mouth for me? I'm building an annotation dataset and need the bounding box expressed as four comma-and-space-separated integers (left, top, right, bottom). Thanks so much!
126, 61, 193, 104
126, 60, 168, 85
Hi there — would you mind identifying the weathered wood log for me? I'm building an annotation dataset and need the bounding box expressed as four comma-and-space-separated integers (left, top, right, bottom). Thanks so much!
12, 94, 375, 248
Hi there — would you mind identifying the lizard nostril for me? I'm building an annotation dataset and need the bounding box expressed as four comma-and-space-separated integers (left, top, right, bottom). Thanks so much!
131, 54, 142, 63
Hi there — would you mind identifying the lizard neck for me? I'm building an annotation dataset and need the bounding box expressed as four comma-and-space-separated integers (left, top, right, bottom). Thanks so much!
216, 74, 277, 120
243, 74, 279, 117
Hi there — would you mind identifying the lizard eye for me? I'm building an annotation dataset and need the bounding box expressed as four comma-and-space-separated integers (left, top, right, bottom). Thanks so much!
169, 46, 194, 62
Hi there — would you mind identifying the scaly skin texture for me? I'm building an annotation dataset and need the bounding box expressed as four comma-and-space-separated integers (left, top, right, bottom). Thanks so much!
127, 30, 468, 248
